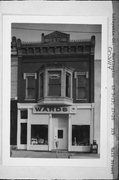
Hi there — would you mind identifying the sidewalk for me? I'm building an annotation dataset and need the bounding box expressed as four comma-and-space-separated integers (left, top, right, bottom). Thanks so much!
11, 149, 100, 159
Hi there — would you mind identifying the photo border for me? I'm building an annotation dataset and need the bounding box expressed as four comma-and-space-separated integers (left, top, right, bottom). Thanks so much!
1, 14, 113, 179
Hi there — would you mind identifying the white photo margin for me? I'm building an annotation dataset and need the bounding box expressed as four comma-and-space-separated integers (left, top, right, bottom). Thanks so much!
2, 15, 112, 179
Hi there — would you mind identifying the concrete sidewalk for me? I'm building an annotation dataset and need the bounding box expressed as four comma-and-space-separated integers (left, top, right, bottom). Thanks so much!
11, 149, 100, 159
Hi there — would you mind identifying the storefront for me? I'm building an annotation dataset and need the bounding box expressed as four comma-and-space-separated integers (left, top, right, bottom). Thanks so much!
17, 103, 94, 152
11, 30, 97, 153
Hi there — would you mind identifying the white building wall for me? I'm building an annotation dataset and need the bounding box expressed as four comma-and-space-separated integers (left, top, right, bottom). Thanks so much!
71, 109, 91, 125
29, 108, 49, 124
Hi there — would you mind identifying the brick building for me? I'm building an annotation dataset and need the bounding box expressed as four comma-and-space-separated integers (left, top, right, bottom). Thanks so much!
11, 31, 99, 153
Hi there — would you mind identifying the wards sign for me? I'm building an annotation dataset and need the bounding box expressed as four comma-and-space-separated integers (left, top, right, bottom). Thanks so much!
33, 105, 76, 114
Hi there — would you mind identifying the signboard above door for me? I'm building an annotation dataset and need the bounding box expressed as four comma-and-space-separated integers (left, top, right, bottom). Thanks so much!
33, 105, 76, 114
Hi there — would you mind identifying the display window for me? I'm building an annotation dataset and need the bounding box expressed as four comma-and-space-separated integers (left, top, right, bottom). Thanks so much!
72, 125, 90, 146
31, 125, 48, 145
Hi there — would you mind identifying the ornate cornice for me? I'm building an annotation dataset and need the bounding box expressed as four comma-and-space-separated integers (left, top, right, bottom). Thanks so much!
11, 31, 95, 56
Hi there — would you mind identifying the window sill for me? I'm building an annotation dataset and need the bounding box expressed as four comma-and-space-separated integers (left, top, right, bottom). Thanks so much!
37, 96, 73, 105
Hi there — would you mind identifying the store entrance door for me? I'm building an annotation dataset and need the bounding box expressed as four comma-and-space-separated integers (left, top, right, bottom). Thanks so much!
53, 114, 68, 150
54, 127, 67, 150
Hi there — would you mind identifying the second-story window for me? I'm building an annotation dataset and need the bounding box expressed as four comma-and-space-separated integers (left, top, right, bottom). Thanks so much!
38, 65, 73, 104
39, 72, 44, 98
24, 73, 37, 100
48, 71, 61, 96
75, 72, 89, 101
66, 72, 71, 98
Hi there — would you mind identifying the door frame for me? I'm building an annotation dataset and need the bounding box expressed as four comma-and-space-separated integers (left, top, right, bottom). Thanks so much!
54, 127, 68, 150
52, 114, 69, 151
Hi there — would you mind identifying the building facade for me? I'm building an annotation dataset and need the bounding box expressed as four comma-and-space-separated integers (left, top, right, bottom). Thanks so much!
11, 31, 98, 152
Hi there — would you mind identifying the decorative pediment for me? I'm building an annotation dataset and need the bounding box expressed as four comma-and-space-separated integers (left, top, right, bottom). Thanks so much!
42, 31, 70, 43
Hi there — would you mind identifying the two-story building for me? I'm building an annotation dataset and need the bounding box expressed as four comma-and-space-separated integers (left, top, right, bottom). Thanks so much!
11, 31, 97, 152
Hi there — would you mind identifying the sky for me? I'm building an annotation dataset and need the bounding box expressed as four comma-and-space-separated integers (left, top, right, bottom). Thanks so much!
12, 23, 101, 60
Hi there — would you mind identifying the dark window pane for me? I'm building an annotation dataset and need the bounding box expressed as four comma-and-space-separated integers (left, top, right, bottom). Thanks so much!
58, 130, 63, 139
76, 74, 87, 100
49, 84, 61, 96
27, 89, 35, 99
39, 73, 44, 98
27, 76, 35, 88
66, 72, 71, 97
77, 75, 86, 87
77, 87, 86, 99
31, 125, 48, 145
48, 71, 61, 96
26, 75, 36, 99
72, 125, 90, 146
20, 123, 27, 144
20, 109, 28, 119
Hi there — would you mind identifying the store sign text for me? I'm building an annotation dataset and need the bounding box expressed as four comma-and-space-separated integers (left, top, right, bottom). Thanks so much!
33, 105, 76, 114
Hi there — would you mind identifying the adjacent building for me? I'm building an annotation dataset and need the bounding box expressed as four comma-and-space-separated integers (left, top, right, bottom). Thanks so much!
11, 31, 99, 153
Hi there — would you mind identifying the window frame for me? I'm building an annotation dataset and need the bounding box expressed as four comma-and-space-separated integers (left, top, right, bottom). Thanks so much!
72, 125, 90, 146
75, 71, 89, 101
46, 68, 63, 97
39, 71, 44, 99
65, 70, 72, 99
38, 66, 73, 102
24, 73, 37, 100
58, 129, 63, 139
31, 124, 48, 145
20, 109, 28, 119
